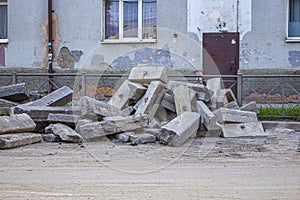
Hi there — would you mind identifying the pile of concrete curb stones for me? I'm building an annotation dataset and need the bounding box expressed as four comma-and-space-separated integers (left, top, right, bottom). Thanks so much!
0, 66, 267, 149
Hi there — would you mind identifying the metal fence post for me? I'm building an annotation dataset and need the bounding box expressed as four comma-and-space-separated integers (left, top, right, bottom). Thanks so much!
81, 72, 86, 96
237, 72, 242, 106
12, 72, 17, 84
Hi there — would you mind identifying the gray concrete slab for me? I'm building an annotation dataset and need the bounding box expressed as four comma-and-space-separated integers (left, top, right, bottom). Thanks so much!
26, 86, 73, 106
0, 113, 36, 134
0, 83, 30, 102
214, 108, 258, 124
128, 66, 168, 84
221, 122, 267, 138
0, 133, 42, 149
160, 112, 200, 146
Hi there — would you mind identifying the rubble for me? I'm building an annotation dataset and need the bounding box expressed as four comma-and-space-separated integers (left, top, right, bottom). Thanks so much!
80, 96, 122, 120
77, 114, 149, 141
128, 66, 168, 84
135, 81, 166, 120
0, 83, 30, 102
45, 123, 83, 143
129, 133, 156, 145
47, 113, 79, 128
0, 66, 270, 149
213, 108, 258, 124
26, 86, 73, 106
0, 133, 42, 149
0, 98, 20, 107
0, 113, 36, 134
240, 101, 259, 114
196, 101, 221, 131
221, 122, 267, 138
160, 112, 200, 146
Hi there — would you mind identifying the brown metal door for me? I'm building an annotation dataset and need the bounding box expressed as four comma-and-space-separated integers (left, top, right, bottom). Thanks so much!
203, 32, 239, 93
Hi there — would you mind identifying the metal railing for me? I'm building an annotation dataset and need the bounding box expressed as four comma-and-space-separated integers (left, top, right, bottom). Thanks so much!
0, 72, 299, 120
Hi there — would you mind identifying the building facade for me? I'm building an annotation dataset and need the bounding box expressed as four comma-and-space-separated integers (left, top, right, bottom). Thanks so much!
0, 0, 299, 73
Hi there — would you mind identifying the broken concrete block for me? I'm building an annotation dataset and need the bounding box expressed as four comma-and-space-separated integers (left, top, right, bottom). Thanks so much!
161, 92, 176, 112
160, 112, 200, 146
13, 105, 77, 121
0, 107, 10, 116
186, 83, 211, 102
121, 106, 134, 116
127, 81, 147, 100
80, 96, 122, 119
211, 89, 237, 110
42, 133, 61, 142
130, 133, 156, 145
115, 132, 132, 143
0, 98, 20, 107
221, 122, 267, 138
196, 101, 221, 131
0, 113, 36, 134
206, 78, 222, 92
47, 113, 79, 128
0, 83, 30, 102
0, 133, 42, 149
213, 108, 258, 124
149, 105, 168, 128
144, 128, 161, 137
173, 85, 190, 115
241, 101, 259, 114
45, 123, 83, 143
26, 86, 73, 106
128, 66, 168, 84
78, 114, 149, 141
108, 80, 131, 110
224, 101, 240, 110
135, 81, 165, 120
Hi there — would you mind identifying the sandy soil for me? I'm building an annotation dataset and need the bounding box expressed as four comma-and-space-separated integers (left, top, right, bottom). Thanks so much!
0, 132, 300, 200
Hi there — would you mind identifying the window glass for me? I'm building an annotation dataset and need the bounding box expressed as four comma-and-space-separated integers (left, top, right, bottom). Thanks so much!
142, 0, 156, 39
0, 5, 7, 39
289, 0, 300, 37
104, 0, 156, 41
105, 0, 119, 39
123, 0, 138, 38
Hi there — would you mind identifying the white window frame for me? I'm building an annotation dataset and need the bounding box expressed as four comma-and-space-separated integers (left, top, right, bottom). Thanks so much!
0, 1, 7, 43
286, 0, 300, 42
102, 0, 157, 43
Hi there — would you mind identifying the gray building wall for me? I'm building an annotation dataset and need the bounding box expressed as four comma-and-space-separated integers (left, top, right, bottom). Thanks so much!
2, 0, 299, 71
241, 0, 300, 69
2, 0, 191, 70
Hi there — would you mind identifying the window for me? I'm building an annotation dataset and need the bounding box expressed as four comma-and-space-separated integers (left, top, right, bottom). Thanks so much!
0, 0, 7, 43
103, 0, 157, 42
287, 0, 300, 41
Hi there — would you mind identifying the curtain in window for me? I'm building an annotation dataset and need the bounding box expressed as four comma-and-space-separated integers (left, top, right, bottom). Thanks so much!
289, 0, 300, 37
0, 5, 7, 39
142, 0, 156, 39
123, 0, 138, 38
105, 0, 119, 39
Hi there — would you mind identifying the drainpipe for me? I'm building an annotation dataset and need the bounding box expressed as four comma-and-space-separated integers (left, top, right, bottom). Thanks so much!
48, 0, 54, 93
236, 0, 239, 32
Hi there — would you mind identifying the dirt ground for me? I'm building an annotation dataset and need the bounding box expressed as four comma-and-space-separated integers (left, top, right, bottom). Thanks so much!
0, 131, 300, 200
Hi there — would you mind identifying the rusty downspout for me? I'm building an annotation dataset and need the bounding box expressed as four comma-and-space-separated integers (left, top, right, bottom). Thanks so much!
48, 0, 54, 93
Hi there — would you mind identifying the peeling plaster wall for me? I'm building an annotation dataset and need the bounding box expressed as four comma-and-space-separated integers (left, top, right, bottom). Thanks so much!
3, 0, 299, 70
5, 0, 48, 68
240, 0, 300, 69
52, 0, 101, 68
188, 0, 300, 70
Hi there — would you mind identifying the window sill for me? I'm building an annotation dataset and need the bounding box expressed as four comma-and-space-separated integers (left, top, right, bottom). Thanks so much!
0, 39, 8, 44
285, 38, 300, 43
100, 38, 157, 44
